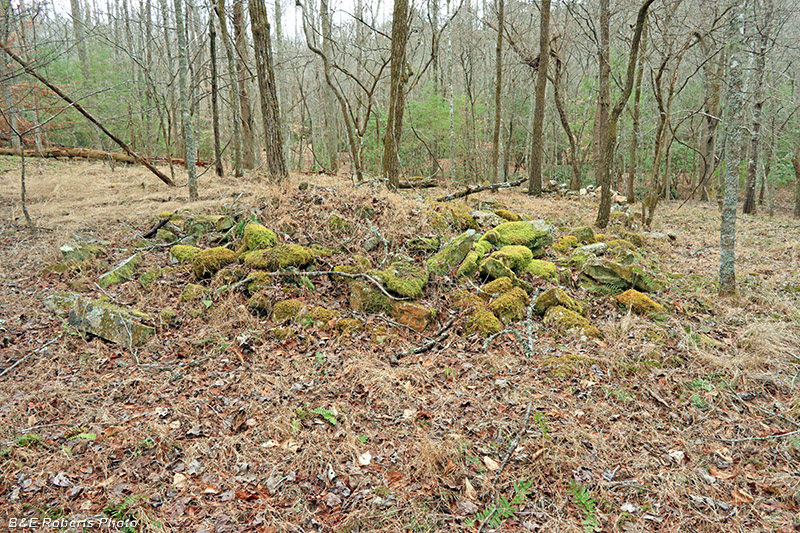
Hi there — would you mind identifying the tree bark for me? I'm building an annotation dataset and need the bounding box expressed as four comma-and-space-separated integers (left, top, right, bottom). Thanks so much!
382, 0, 411, 189
209, 15, 224, 177
528, 0, 550, 196
320, 0, 339, 173
490, 0, 504, 184
232, 0, 256, 169
174, 0, 197, 199
593, 0, 610, 200
793, 144, 800, 218
626, 19, 647, 203
215, 0, 244, 177
249, 0, 288, 181
699, 47, 724, 201
719, 0, 747, 296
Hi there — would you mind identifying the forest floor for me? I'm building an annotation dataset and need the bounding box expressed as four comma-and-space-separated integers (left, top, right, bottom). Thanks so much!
1, 157, 800, 532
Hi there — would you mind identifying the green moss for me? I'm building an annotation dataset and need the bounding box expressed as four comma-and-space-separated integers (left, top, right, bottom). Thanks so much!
569, 225, 595, 243
616, 289, 665, 314
483, 277, 514, 297
482, 221, 553, 251
408, 236, 442, 252
349, 281, 391, 313
426, 202, 479, 232
525, 259, 558, 282
247, 292, 272, 315
192, 247, 237, 278
60, 243, 106, 262
606, 239, 635, 250
479, 257, 516, 280
534, 287, 583, 316
170, 244, 202, 264
453, 290, 484, 310
309, 306, 340, 329
489, 287, 529, 323
622, 232, 644, 247
180, 283, 208, 303
543, 305, 602, 338
465, 309, 503, 337
98, 253, 143, 288
553, 235, 579, 253
156, 228, 177, 243
184, 214, 225, 237
310, 244, 337, 257
327, 213, 351, 232
160, 309, 176, 323
243, 244, 315, 270
457, 251, 481, 278
474, 239, 492, 255
336, 318, 364, 334
214, 266, 249, 286
380, 260, 428, 298
490, 245, 533, 272
271, 299, 306, 323
334, 265, 359, 275
494, 209, 520, 222
243, 223, 277, 250
139, 267, 176, 290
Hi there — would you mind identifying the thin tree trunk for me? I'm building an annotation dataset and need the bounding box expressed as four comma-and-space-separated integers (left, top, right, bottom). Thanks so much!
528, 0, 550, 196
215, 0, 244, 177
594, 0, 610, 196
174, 0, 197, 199
626, 19, 647, 203
490, 0, 504, 184
699, 49, 723, 201
232, 0, 256, 169
320, 0, 339, 173
249, 0, 288, 181
209, 15, 223, 177
382, 0, 410, 189
793, 144, 800, 218
719, 0, 747, 296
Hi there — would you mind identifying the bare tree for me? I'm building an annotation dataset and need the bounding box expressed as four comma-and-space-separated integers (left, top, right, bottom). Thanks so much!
528, 0, 550, 196
382, 0, 411, 189
490, 0, 504, 183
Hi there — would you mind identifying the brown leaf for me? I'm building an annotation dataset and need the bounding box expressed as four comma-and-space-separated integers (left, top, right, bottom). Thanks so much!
709, 466, 737, 480
731, 488, 754, 504
235, 490, 260, 501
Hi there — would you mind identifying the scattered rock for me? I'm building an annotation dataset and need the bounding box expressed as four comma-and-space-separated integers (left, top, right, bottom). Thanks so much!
465, 309, 502, 337
407, 236, 442, 252
243, 244, 315, 270
582, 257, 663, 292
271, 299, 306, 323
66, 296, 155, 347
390, 301, 435, 332
180, 283, 208, 303
616, 289, 665, 314
534, 287, 583, 316
482, 277, 515, 298
494, 209, 520, 222
482, 221, 553, 253
426, 230, 480, 275
170, 244, 201, 264
575, 242, 608, 257
487, 245, 533, 273
98, 253, 142, 288
524, 259, 558, 281
489, 287, 529, 323
59, 243, 105, 262
553, 235, 579, 253
242, 223, 277, 251
192, 247, 237, 278
543, 305, 601, 339
247, 292, 272, 315
349, 281, 391, 314
335, 318, 364, 334
380, 260, 428, 299
470, 210, 505, 228
308, 306, 340, 329
569, 225, 595, 243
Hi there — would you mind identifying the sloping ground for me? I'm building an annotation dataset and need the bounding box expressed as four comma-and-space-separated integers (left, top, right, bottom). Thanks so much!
1, 158, 800, 532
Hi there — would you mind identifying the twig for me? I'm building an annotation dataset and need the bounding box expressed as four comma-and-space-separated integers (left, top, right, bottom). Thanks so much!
435, 177, 526, 202
377, 315, 434, 341
496, 402, 534, 478
390, 318, 455, 365
142, 217, 170, 239
0, 333, 63, 378
716, 428, 800, 443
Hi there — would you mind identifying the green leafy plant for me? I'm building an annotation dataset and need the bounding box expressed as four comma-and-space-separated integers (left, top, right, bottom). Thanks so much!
534, 411, 550, 438
690, 378, 714, 392
69, 432, 97, 441
104, 494, 146, 533
15, 434, 42, 447
312, 407, 339, 426
690, 393, 708, 409
570, 479, 600, 532
466, 478, 533, 529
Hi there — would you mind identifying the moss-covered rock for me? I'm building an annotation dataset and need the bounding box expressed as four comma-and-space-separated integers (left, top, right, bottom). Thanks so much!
616, 289, 664, 314
336, 318, 365, 334
483, 277, 515, 298
482, 221, 553, 252
349, 281, 391, 313
193, 247, 237, 278
553, 235, 579, 253
310, 244, 337, 257
333, 265, 359, 275
60, 243, 106, 263
488, 245, 533, 272
427, 230, 480, 276
465, 309, 503, 337
98, 253, 142, 288
543, 305, 602, 339
453, 290, 484, 310
309, 306, 340, 329
160, 308, 177, 324
271, 299, 306, 323
427, 202, 479, 232
247, 292, 272, 315
569, 225, 595, 243
380, 260, 429, 299
214, 266, 249, 287
42, 291, 82, 317
327, 213, 351, 232
457, 250, 482, 278
245, 271, 274, 293
534, 287, 583, 316
156, 228, 177, 243
407, 236, 442, 253
582, 257, 663, 292
243, 244, 315, 271
606, 239, 635, 250
622, 232, 644, 247
494, 209, 520, 222
170, 244, 202, 264
139, 268, 167, 290
489, 287, 529, 323
479, 256, 516, 280
65, 295, 154, 347
524, 259, 558, 281
243, 223, 277, 251
390, 301, 435, 332
180, 283, 208, 303
183, 214, 223, 237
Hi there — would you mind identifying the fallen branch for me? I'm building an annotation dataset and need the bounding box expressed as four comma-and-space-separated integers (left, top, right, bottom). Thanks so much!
0, 43, 174, 186
0, 147, 210, 167
0, 333, 63, 378
142, 217, 171, 239
390, 317, 455, 365
436, 177, 526, 202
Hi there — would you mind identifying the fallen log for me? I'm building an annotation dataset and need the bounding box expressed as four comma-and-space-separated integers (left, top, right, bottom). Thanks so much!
0, 146, 211, 168
435, 177, 526, 202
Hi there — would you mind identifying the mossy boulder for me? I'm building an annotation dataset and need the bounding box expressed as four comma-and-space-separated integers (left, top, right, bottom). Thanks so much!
327, 213, 351, 232
247, 292, 272, 315
336, 318, 365, 334
42, 291, 82, 317
192, 247, 237, 278
309, 306, 340, 329
479, 257, 516, 280
246, 271, 274, 293
482, 221, 553, 252
139, 267, 172, 290
98, 253, 142, 288
380, 260, 429, 299
543, 305, 602, 339
427, 202, 479, 231
494, 209, 520, 222
482, 277, 515, 298
390, 301, 435, 332
243, 244, 315, 271
457, 250, 482, 278
606, 239, 635, 250
553, 235, 579, 254
349, 281, 391, 313
524, 259, 558, 281
310, 244, 337, 257
271, 299, 306, 323
407, 236, 442, 253
488, 245, 533, 273
170, 244, 201, 264
184, 214, 234, 237
156, 228, 177, 243
465, 309, 503, 337
616, 289, 665, 314
582, 257, 663, 292
622, 231, 645, 247
214, 266, 249, 286
534, 287, 583, 316
243, 223, 277, 251
334, 265, 360, 275
427, 230, 480, 276
180, 283, 208, 303
60, 243, 105, 262
489, 287, 529, 323
453, 290, 484, 310
569, 226, 595, 243
65, 295, 154, 347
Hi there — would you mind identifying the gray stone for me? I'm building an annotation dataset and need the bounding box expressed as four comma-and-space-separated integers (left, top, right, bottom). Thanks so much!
98, 253, 142, 288
575, 243, 608, 256
67, 297, 155, 347
470, 210, 505, 228
426, 229, 480, 275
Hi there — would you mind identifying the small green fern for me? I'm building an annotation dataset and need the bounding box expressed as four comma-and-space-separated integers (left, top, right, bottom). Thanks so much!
312, 407, 338, 425
569, 479, 600, 532
466, 478, 533, 528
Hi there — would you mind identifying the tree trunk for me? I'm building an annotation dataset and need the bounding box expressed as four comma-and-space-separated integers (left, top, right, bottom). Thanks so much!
699, 49, 723, 201
173, 0, 197, 199
593, 0, 610, 197
215, 0, 244, 177
490, 0, 504, 184
626, 19, 647, 203
232, 0, 256, 169
793, 144, 800, 218
382, 0, 410, 189
249, 0, 288, 181
595, 0, 654, 228
528, 0, 550, 196
719, 0, 747, 296
209, 16, 223, 177
320, 0, 339, 174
